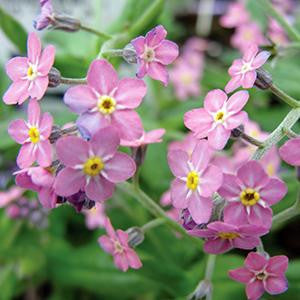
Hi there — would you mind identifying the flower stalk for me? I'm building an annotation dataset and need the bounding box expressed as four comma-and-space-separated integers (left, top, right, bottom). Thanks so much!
60, 77, 87, 85
79, 24, 112, 40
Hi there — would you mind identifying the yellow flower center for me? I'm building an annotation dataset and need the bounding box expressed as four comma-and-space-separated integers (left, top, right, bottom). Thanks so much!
214, 111, 225, 123
83, 156, 104, 176
240, 188, 260, 206
243, 30, 254, 41
181, 73, 193, 85
114, 240, 124, 253
186, 171, 199, 191
241, 62, 252, 73
218, 232, 240, 240
28, 127, 40, 144
266, 163, 275, 176
256, 272, 267, 281
97, 95, 116, 115
27, 65, 37, 80
143, 47, 155, 62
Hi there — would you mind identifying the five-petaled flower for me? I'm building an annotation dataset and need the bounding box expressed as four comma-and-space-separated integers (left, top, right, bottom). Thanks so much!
168, 139, 223, 224
184, 89, 249, 150
98, 217, 142, 272
131, 25, 179, 86
64, 59, 147, 142
3, 32, 55, 105
54, 126, 136, 202
225, 44, 270, 93
8, 99, 53, 169
229, 252, 289, 300
219, 160, 287, 229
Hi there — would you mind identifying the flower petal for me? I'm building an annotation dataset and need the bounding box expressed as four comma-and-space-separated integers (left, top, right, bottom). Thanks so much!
266, 256, 289, 275
279, 138, 300, 166
248, 204, 273, 228
264, 276, 288, 295
27, 32, 41, 63
226, 90, 249, 114
155, 40, 179, 65
38, 45, 55, 75
8, 119, 29, 144
98, 235, 114, 254
85, 176, 115, 202
228, 267, 253, 284
204, 238, 232, 254
199, 165, 223, 197
207, 124, 231, 150
218, 173, 242, 199
259, 178, 287, 205
37, 140, 52, 167
245, 252, 268, 272
5, 57, 28, 81
17, 143, 36, 168
225, 111, 248, 130
3, 80, 30, 105
126, 248, 142, 269
243, 44, 258, 62
224, 75, 242, 94
252, 51, 270, 68
223, 202, 248, 226
204, 89, 227, 113
188, 194, 213, 224
131, 36, 145, 55
145, 25, 167, 47
39, 112, 53, 138
29, 76, 49, 100
170, 178, 189, 208
77, 112, 109, 136
191, 139, 213, 172
242, 71, 257, 89
147, 62, 169, 86
167, 149, 189, 177
246, 280, 265, 300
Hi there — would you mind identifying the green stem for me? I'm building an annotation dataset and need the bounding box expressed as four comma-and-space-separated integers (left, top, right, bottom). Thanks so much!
256, 239, 265, 254
118, 181, 203, 248
141, 218, 165, 232
101, 49, 124, 59
79, 24, 112, 40
252, 108, 300, 160
282, 127, 299, 139
60, 77, 87, 85
269, 83, 300, 108
205, 254, 216, 282
236, 129, 264, 147
259, 0, 300, 42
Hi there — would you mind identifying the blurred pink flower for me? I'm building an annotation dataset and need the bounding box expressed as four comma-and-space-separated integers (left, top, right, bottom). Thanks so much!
64, 59, 146, 142
184, 89, 249, 150
168, 140, 223, 224
131, 25, 179, 86
279, 137, 300, 166
211, 153, 236, 174
219, 161, 287, 229
0, 186, 24, 208
189, 221, 268, 254
260, 146, 281, 177
34, 0, 53, 30
54, 127, 136, 202
268, 19, 289, 45
220, 2, 250, 28
160, 189, 181, 222
8, 99, 53, 168
225, 44, 270, 93
98, 217, 142, 272
84, 202, 106, 230
231, 23, 266, 53
168, 133, 198, 157
229, 252, 289, 300
3, 32, 55, 104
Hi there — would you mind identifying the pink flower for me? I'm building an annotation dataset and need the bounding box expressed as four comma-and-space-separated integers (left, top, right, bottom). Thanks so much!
231, 23, 266, 53
279, 137, 300, 166
225, 44, 270, 93
260, 146, 281, 177
168, 133, 198, 157
15, 166, 57, 209
131, 25, 179, 86
54, 127, 136, 202
167, 139, 223, 224
64, 59, 146, 142
84, 202, 106, 230
211, 153, 236, 174
189, 221, 268, 254
219, 160, 287, 229
3, 32, 55, 105
34, 0, 53, 30
220, 2, 250, 28
8, 99, 53, 168
0, 186, 24, 208
98, 217, 142, 272
160, 189, 181, 222
184, 89, 249, 150
121, 128, 165, 147
229, 252, 289, 300
268, 19, 289, 45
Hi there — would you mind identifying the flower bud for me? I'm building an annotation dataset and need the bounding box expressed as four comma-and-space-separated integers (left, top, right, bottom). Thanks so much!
230, 125, 244, 139
48, 67, 61, 87
131, 145, 147, 168
52, 14, 81, 32
126, 227, 144, 247
123, 44, 138, 64
255, 68, 273, 90
188, 280, 212, 300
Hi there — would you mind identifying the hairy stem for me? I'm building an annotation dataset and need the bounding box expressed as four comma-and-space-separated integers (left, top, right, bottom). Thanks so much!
269, 83, 300, 108
141, 218, 166, 232
79, 24, 112, 40
60, 77, 87, 85
282, 127, 299, 139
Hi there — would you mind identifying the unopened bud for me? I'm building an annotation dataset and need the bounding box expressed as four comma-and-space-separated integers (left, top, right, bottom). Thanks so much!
123, 44, 137, 64
49, 125, 62, 143
48, 67, 61, 87
126, 227, 144, 247
188, 280, 212, 300
255, 68, 273, 90
131, 145, 147, 168
52, 14, 81, 32
230, 125, 244, 139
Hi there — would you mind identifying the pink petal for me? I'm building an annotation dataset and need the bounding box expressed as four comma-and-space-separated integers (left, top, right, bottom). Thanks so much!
207, 221, 237, 232
238, 224, 268, 236
15, 171, 39, 191
242, 71, 257, 89
77, 112, 109, 136
266, 256, 289, 275
54, 168, 85, 197
279, 138, 300, 166
37, 140, 52, 167
39, 112, 53, 138
191, 140, 213, 172
3, 80, 30, 105
246, 280, 265, 300
28, 98, 41, 126
17, 143, 36, 168
248, 204, 273, 228
103, 152, 136, 183
224, 111, 248, 130
228, 267, 253, 284
223, 202, 248, 225
167, 149, 189, 177
85, 176, 115, 202
147, 62, 168, 86
112, 110, 143, 142
98, 235, 114, 254
143, 128, 165, 144
226, 90, 249, 114
126, 248, 142, 269
27, 32, 41, 64
87, 59, 118, 95
90, 126, 120, 159
243, 44, 258, 62
56, 136, 89, 167
224, 75, 242, 93
116, 230, 129, 246
38, 45, 55, 75
136, 60, 148, 78
38, 187, 56, 209
30, 167, 54, 187
131, 36, 145, 55
104, 217, 117, 239
188, 194, 213, 224
29, 76, 49, 100
155, 40, 179, 65
8, 119, 28, 144
184, 108, 213, 139
218, 173, 241, 198
245, 252, 268, 272
199, 165, 223, 197
252, 51, 270, 68
204, 89, 227, 113
237, 161, 268, 189
114, 78, 146, 109
170, 178, 189, 209
5, 57, 28, 81
228, 59, 243, 76
204, 238, 232, 254
64, 85, 97, 114
145, 25, 167, 47
264, 276, 288, 295
114, 253, 129, 272
259, 178, 287, 205
233, 236, 260, 250
207, 124, 231, 150
188, 228, 216, 238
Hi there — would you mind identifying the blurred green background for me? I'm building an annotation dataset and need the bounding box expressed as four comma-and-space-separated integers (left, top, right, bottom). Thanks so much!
0, 0, 300, 299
